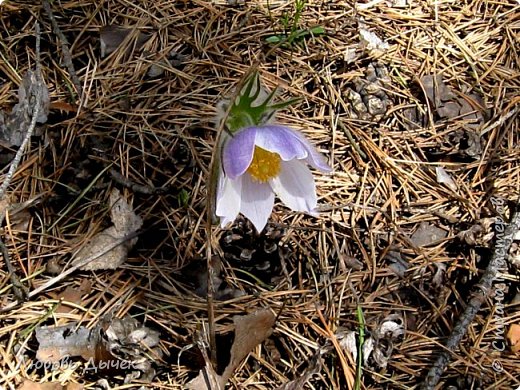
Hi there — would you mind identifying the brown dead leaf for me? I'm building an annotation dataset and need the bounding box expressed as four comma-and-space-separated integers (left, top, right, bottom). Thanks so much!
364, 314, 405, 369
19, 380, 61, 390
0, 198, 10, 224
187, 360, 221, 390
7, 208, 31, 232
359, 27, 389, 55
432, 263, 446, 288
50, 101, 78, 113
100, 315, 162, 381
222, 309, 276, 383
51, 279, 92, 313
72, 189, 142, 270
387, 251, 409, 278
188, 309, 276, 389
457, 218, 495, 246
72, 227, 129, 271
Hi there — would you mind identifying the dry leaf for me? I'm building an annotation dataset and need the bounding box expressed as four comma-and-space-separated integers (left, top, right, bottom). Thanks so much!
35, 316, 160, 382
186, 360, 221, 390
388, 0, 407, 6
436, 166, 458, 191
19, 380, 62, 390
410, 222, 447, 247
337, 330, 358, 362
188, 309, 276, 389
420, 74, 486, 149
72, 189, 142, 270
510, 241, 520, 268
35, 324, 101, 363
0, 70, 49, 147
368, 314, 404, 368
146, 50, 187, 78
0, 198, 11, 224
421, 74, 455, 110
386, 250, 409, 278
432, 263, 446, 288
359, 28, 389, 54
338, 315, 404, 370
222, 309, 276, 383
72, 226, 129, 271
51, 279, 92, 313
100, 26, 150, 58
507, 324, 520, 353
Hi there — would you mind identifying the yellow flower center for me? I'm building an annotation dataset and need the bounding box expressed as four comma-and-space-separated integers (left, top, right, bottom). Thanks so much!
247, 147, 281, 182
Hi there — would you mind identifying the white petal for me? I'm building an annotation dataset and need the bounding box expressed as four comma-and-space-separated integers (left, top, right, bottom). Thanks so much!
216, 171, 242, 227
239, 174, 275, 232
270, 160, 317, 212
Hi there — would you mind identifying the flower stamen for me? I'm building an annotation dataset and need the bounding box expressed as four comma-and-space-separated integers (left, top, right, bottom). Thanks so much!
247, 146, 281, 182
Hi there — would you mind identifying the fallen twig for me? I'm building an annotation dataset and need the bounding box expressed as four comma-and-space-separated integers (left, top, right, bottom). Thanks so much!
0, 25, 43, 200
42, 0, 83, 102
109, 168, 171, 195
0, 236, 28, 301
421, 199, 520, 390
0, 23, 43, 303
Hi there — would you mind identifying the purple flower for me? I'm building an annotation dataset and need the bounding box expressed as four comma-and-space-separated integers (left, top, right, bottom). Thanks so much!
216, 125, 331, 232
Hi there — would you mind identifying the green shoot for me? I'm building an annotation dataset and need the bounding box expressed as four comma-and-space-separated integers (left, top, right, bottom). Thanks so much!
178, 189, 190, 208
355, 305, 365, 390
266, 0, 325, 47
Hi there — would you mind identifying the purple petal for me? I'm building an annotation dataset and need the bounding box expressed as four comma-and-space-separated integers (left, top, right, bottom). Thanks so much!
222, 128, 256, 179
216, 170, 242, 227
270, 160, 317, 212
251, 125, 309, 161
280, 126, 332, 172
250, 125, 332, 172
239, 174, 275, 232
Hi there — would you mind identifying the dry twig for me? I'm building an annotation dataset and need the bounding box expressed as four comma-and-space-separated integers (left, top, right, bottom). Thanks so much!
0, 23, 43, 304
0, 26, 43, 200
42, 0, 83, 102
421, 200, 520, 390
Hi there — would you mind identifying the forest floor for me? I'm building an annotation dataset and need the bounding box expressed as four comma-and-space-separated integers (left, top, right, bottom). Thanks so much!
0, 1, 519, 389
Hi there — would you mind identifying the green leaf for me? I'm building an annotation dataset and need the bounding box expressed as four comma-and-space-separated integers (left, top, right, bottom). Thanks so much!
266, 35, 283, 44
310, 26, 325, 35
178, 189, 189, 208
224, 72, 299, 133
267, 97, 301, 111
